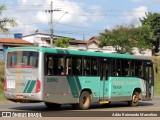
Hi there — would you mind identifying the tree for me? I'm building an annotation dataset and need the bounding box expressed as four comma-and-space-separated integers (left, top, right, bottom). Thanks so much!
99, 24, 154, 54
131, 25, 154, 50
54, 37, 71, 48
99, 25, 136, 54
140, 12, 160, 53
0, 5, 17, 34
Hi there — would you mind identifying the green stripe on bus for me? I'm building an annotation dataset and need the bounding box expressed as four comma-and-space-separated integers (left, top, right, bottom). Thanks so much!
26, 80, 36, 93
23, 80, 31, 93
65, 50, 70, 54
75, 76, 82, 92
67, 76, 79, 98
56, 49, 65, 54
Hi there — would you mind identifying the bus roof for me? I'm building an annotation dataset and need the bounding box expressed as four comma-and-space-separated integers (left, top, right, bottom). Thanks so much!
7, 46, 151, 61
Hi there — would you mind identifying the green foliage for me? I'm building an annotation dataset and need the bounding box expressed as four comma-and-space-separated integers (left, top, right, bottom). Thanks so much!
0, 5, 17, 34
0, 61, 5, 101
140, 12, 160, 37
152, 56, 160, 96
99, 25, 153, 54
131, 25, 155, 49
140, 12, 160, 53
0, 61, 4, 83
54, 37, 71, 48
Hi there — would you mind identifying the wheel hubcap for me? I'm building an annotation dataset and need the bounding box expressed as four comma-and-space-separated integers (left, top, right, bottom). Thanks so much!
83, 96, 89, 107
133, 95, 138, 103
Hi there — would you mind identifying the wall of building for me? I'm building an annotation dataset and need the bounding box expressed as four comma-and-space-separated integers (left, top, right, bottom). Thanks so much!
0, 46, 3, 61
22, 34, 50, 47
0, 45, 9, 61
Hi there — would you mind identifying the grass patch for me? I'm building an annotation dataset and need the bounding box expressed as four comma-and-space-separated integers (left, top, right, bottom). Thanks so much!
154, 72, 160, 96
0, 82, 6, 101
0, 61, 5, 102
152, 56, 160, 96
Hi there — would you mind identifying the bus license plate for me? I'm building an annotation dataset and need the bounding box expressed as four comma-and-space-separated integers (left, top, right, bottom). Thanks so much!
16, 95, 24, 99
7, 81, 15, 89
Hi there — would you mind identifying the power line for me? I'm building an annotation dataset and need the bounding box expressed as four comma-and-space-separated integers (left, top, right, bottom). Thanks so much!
3, 3, 149, 15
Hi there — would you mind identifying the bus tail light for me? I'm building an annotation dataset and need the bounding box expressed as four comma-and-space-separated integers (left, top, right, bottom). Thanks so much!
35, 80, 41, 93
4, 78, 7, 91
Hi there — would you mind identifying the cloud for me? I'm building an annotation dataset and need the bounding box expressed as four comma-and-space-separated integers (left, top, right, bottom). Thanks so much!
131, 6, 148, 19
123, 6, 148, 26
3, 0, 102, 36
88, 5, 104, 22
131, 0, 144, 2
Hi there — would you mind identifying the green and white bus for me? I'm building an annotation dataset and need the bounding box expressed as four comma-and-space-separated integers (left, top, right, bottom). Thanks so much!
4, 47, 154, 110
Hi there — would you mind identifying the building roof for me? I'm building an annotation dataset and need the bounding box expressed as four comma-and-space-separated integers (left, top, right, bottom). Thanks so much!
69, 40, 86, 44
23, 33, 75, 39
69, 36, 99, 45
0, 38, 34, 46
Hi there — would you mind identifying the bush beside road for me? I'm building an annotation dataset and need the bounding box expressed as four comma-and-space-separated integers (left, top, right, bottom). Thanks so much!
0, 61, 5, 102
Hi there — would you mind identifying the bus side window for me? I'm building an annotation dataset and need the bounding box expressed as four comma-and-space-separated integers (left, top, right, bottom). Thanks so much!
66, 57, 72, 75
131, 61, 135, 76
72, 57, 82, 75
45, 56, 53, 75
122, 60, 130, 76
84, 58, 90, 76
112, 59, 122, 77
48, 56, 53, 75
91, 58, 98, 76
135, 61, 143, 78
58, 66, 64, 75
58, 57, 64, 75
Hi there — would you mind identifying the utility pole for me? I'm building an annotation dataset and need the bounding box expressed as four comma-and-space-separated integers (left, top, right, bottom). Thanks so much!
50, 1, 53, 47
45, 1, 61, 47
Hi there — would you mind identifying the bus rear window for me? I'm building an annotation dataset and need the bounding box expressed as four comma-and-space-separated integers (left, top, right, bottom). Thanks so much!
7, 51, 39, 68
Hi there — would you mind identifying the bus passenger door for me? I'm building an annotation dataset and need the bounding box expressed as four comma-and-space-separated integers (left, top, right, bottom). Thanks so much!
144, 62, 154, 100
99, 61, 110, 103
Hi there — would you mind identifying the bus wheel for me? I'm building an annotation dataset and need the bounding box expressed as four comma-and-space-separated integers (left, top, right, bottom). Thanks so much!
128, 91, 139, 107
78, 91, 91, 110
44, 102, 61, 110
102, 102, 111, 108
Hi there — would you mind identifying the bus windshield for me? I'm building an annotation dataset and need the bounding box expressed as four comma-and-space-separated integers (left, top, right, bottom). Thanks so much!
7, 51, 39, 68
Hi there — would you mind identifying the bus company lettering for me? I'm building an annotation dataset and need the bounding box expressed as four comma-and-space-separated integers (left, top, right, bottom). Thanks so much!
112, 81, 139, 86
47, 78, 58, 82
113, 85, 121, 89
16, 83, 25, 86
6, 76, 36, 81
24, 76, 36, 81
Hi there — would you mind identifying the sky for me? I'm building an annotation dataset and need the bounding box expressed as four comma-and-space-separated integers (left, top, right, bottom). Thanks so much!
0, 0, 160, 40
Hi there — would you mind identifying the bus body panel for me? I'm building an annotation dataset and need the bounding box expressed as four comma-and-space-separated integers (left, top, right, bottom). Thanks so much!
108, 77, 146, 101
4, 50, 43, 102
43, 76, 100, 104
43, 76, 147, 104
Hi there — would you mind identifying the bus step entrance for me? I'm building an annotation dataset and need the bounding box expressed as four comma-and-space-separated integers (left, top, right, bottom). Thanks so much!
99, 100, 110, 104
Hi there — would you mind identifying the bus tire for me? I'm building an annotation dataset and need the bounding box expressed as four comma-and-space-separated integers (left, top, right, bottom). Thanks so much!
128, 91, 139, 107
78, 91, 91, 110
44, 102, 61, 110
102, 102, 111, 108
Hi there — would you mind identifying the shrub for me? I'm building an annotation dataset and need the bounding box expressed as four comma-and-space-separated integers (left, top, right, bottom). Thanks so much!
0, 61, 4, 83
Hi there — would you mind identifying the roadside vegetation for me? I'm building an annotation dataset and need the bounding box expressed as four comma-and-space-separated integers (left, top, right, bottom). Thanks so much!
0, 61, 5, 101
152, 56, 160, 96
